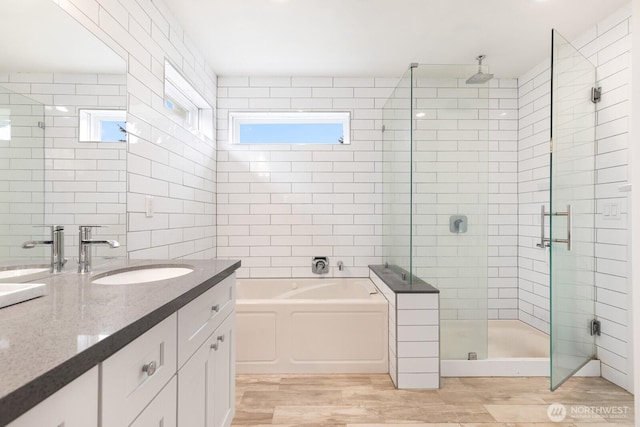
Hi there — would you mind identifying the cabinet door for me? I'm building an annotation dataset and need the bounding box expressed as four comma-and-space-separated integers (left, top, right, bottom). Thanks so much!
8, 367, 98, 427
213, 313, 235, 427
130, 376, 177, 427
177, 312, 235, 427
177, 331, 214, 427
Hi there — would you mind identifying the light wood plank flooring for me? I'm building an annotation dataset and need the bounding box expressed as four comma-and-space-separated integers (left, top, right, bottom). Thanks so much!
233, 374, 634, 426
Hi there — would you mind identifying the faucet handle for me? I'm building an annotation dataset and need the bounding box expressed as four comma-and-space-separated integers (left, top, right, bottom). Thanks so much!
79, 225, 106, 239
79, 225, 105, 231
32, 225, 64, 233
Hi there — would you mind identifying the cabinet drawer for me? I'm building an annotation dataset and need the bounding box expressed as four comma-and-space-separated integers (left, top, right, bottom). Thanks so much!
130, 376, 177, 427
101, 314, 177, 427
8, 367, 98, 427
178, 274, 235, 367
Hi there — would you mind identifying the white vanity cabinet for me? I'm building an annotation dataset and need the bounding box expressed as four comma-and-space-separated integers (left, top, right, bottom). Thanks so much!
177, 274, 236, 427
5, 274, 237, 427
8, 367, 98, 427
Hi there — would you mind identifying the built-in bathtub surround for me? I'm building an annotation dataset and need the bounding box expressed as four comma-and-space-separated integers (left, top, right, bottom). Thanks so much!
369, 265, 440, 390
517, 4, 631, 390
0, 258, 240, 426
236, 278, 388, 374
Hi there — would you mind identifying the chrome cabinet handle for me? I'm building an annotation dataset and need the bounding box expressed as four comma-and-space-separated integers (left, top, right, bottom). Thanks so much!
217, 334, 225, 343
142, 361, 157, 377
211, 343, 219, 351
211, 304, 220, 312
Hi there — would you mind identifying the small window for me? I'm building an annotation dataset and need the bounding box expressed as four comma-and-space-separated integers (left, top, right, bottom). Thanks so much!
164, 60, 214, 140
79, 109, 126, 142
229, 112, 350, 145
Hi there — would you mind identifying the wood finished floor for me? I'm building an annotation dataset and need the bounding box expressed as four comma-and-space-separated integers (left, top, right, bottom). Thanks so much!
232, 374, 634, 426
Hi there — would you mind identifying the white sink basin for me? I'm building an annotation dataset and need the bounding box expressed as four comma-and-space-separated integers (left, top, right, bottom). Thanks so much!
0, 283, 46, 309
0, 267, 49, 280
92, 265, 194, 285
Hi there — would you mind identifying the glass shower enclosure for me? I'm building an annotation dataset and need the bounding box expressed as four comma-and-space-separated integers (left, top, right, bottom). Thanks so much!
382, 64, 490, 361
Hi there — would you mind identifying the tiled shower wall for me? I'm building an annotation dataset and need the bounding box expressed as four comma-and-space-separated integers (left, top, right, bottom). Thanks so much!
518, 4, 631, 389
58, 0, 218, 260
0, 72, 127, 259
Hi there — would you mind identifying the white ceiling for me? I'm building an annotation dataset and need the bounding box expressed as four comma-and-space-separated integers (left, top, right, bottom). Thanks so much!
0, 0, 125, 74
163, 0, 629, 78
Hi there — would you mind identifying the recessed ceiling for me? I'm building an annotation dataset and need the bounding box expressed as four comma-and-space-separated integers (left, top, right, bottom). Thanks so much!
163, 0, 629, 78
0, 0, 125, 74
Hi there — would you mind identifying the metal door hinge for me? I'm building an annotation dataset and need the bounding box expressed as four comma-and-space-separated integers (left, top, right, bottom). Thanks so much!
590, 319, 601, 336
591, 87, 602, 104
549, 138, 553, 153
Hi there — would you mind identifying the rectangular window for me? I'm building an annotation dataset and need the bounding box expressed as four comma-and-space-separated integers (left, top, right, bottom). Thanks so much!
164, 60, 214, 140
229, 112, 350, 145
79, 109, 126, 142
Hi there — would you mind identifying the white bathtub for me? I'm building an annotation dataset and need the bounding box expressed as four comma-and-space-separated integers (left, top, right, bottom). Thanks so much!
236, 278, 389, 374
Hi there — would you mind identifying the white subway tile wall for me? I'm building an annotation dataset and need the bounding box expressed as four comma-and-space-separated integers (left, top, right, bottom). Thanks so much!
411, 78, 519, 323
217, 76, 394, 278
518, 4, 631, 389
0, 72, 127, 259
370, 271, 440, 389
0, 87, 46, 259
57, 0, 218, 260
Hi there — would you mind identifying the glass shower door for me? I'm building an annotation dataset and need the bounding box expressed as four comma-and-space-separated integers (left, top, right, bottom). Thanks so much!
550, 29, 597, 391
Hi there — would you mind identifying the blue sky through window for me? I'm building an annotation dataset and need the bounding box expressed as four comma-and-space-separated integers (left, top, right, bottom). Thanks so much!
239, 123, 344, 144
100, 120, 127, 142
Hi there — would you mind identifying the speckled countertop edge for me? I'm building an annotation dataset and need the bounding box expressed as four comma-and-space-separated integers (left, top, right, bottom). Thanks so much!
369, 264, 439, 293
0, 258, 241, 427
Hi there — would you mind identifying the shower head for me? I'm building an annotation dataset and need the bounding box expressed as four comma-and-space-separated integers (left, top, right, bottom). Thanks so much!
466, 54, 494, 85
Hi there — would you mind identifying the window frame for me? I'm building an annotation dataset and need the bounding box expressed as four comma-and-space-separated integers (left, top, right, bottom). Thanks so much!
163, 60, 214, 140
78, 108, 127, 143
228, 111, 351, 145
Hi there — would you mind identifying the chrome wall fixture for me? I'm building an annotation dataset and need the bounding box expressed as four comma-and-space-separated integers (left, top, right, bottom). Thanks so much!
536, 204, 571, 251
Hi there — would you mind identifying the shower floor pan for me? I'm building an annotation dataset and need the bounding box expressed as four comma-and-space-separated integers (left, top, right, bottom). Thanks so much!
440, 320, 601, 377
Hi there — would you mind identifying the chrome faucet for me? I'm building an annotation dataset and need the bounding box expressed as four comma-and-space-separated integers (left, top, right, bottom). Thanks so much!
78, 225, 120, 274
337, 260, 344, 271
22, 225, 67, 273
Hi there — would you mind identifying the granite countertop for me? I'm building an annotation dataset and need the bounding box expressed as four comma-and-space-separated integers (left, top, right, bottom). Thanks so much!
369, 264, 439, 293
0, 258, 240, 426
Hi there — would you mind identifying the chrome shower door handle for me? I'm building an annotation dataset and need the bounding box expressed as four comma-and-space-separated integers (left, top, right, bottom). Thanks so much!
537, 204, 571, 251
536, 205, 551, 248
553, 204, 571, 252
